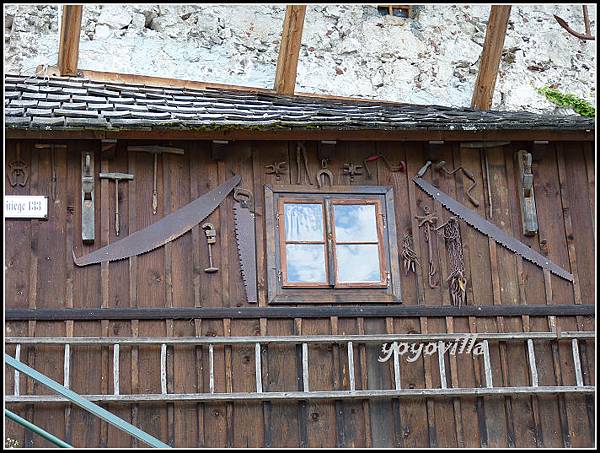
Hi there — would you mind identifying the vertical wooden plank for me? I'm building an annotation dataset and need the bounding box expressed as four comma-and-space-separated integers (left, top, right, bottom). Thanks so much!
555, 143, 594, 447
5, 141, 32, 309
203, 319, 226, 447
274, 5, 307, 94
231, 319, 264, 447
471, 5, 511, 109
266, 319, 300, 447
57, 5, 82, 75
533, 143, 575, 447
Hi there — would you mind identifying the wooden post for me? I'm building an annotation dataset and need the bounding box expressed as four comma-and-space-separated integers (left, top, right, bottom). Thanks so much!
274, 5, 307, 95
471, 6, 511, 110
57, 5, 83, 76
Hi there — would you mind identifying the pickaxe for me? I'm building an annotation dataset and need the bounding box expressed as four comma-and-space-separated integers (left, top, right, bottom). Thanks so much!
128, 145, 185, 214
99, 172, 134, 236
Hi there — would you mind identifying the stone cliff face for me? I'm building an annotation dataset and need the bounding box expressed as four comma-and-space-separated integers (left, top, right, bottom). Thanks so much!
4, 4, 596, 113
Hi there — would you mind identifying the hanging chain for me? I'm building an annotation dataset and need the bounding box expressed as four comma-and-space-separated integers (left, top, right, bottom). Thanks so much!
437, 217, 467, 307
415, 206, 439, 288
401, 231, 419, 275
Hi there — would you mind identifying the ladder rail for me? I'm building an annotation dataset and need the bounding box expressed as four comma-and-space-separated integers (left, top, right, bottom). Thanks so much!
6, 333, 594, 407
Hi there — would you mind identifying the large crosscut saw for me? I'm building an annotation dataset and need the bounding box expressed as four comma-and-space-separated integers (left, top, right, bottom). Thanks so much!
73, 174, 241, 266
413, 163, 573, 282
233, 187, 258, 303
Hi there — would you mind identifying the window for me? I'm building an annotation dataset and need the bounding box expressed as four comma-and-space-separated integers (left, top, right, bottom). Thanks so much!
377, 5, 413, 18
265, 185, 402, 304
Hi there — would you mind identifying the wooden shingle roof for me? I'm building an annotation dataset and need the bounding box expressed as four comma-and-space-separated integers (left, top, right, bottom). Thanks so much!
4, 74, 595, 132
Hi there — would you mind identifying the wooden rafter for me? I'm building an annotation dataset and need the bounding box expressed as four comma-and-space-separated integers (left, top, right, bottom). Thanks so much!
274, 5, 307, 95
57, 5, 83, 76
471, 5, 511, 110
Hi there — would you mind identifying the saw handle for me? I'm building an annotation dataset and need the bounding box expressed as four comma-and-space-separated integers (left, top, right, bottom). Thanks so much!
234, 187, 253, 208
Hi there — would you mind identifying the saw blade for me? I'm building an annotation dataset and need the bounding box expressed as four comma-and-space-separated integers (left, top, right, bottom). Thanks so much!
413, 176, 573, 282
73, 174, 241, 266
234, 202, 258, 303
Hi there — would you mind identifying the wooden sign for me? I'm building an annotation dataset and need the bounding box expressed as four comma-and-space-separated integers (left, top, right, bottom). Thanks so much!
4, 195, 48, 219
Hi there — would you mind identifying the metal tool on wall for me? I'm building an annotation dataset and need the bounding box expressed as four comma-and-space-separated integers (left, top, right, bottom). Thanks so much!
316, 159, 334, 188
415, 205, 439, 288
99, 172, 134, 237
202, 223, 219, 273
8, 160, 29, 187
128, 145, 185, 215
81, 151, 95, 243
401, 231, 419, 275
233, 187, 258, 304
343, 162, 363, 182
363, 154, 406, 178
516, 150, 538, 236
432, 160, 480, 207
413, 161, 573, 282
265, 161, 288, 182
437, 217, 467, 307
73, 174, 241, 266
295, 142, 312, 185
8, 144, 29, 188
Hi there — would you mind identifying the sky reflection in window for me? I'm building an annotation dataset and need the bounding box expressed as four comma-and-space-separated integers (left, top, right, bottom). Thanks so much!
334, 204, 378, 242
286, 244, 327, 283
336, 244, 381, 282
284, 203, 324, 241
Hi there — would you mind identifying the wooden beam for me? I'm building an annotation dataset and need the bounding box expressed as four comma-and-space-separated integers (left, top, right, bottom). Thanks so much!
274, 5, 307, 95
471, 5, 511, 110
5, 128, 594, 142
4, 304, 595, 321
36, 64, 403, 105
57, 5, 83, 76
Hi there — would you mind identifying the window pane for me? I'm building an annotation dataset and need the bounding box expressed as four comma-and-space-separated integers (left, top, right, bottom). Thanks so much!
284, 203, 324, 241
336, 244, 381, 283
285, 244, 327, 283
334, 204, 378, 242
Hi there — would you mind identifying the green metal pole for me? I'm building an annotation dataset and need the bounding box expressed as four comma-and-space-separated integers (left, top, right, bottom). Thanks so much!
5, 409, 73, 448
5, 354, 170, 448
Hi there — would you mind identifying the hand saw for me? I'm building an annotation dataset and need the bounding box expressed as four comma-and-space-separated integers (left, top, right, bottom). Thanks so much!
73, 174, 241, 266
233, 187, 258, 303
413, 163, 573, 282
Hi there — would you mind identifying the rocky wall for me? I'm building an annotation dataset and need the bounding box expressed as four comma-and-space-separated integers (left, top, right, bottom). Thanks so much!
4, 4, 596, 112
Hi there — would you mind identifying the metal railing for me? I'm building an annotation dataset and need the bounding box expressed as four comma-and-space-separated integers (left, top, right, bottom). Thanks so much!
5, 409, 73, 448
5, 331, 594, 404
4, 354, 170, 448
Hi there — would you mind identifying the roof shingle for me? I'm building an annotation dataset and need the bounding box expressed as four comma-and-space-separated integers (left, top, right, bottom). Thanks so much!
4, 74, 595, 132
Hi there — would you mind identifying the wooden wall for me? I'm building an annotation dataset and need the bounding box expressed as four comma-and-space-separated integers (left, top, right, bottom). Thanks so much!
4, 138, 596, 447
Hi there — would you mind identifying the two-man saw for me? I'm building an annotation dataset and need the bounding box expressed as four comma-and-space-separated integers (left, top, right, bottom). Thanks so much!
233, 187, 258, 304
73, 174, 241, 266
413, 161, 573, 282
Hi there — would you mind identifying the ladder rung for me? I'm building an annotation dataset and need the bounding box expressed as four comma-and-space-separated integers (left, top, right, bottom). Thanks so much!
347, 342, 355, 392
14, 344, 21, 397
302, 343, 309, 392
438, 341, 447, 389
572, 339, 584, 387
255, 343, 262, 393
483, 340, 493, 388
113, 344, 120, 396
527, 339, 538, 387
209, 345, 215, 394
393, 343, 401, 391
64, 344, 71, 389
160, 343, 167, 395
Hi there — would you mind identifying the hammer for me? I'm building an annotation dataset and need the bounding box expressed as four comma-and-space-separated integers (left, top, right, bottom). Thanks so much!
99, 172, 134, 236
128, 146, 185, 214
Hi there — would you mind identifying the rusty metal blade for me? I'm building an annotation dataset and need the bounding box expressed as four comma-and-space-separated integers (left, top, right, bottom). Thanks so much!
73, 174, 241, 266
414, 176, 573, 282
233, 202, 258, 303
